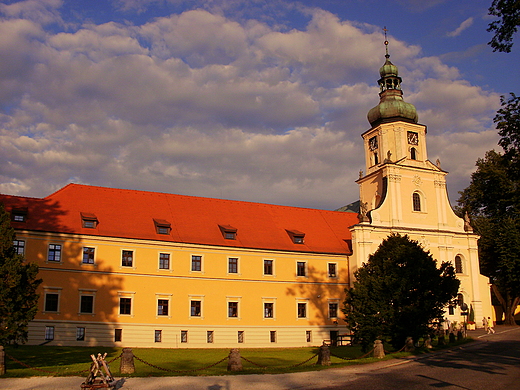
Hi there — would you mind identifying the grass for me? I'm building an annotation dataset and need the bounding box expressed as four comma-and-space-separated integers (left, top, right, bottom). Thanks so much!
1, 338, 473, 378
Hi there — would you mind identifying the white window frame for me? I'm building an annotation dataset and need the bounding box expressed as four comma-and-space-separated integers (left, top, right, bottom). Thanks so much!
262, 297, 277, 320
47, 243, 63, 264
263, 259, 275, 276
43, 287, 62, 314
158, 252, 172, 271
155, 293, 172, 319
226, 296, 242, 320
227, 257, 240, 275
189, 294, 205, 319
121, 249, 136, 269
296, 299, 309, 320
190, 254, 204, 273
328, 262, 338, 278
118, 291, 136, 317
328, 300, 340, 319
81, 246, 96, 266
78, 289, 96, 315
296, 261, 307, 277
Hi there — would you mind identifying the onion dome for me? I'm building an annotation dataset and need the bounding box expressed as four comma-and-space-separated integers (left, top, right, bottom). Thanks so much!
367, 35, 418, 127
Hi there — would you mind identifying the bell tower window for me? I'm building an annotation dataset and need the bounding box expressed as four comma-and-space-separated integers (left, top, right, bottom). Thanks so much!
412, 192, 421, 212
410, 147, 417, 160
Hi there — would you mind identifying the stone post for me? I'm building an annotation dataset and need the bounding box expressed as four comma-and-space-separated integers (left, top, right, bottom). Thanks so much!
316, 343, 331, 366
449, 332, 456, 343
425, 335, 433, 349
404, 337, 415, 352
0, 345, 5, 375
120, 347, 135, 374
227, 348, 242, 371
373, 340, 385, 359
437, 334, 445, 346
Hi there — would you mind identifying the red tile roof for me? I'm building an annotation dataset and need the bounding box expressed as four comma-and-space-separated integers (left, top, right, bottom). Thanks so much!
1, 184, 359, 255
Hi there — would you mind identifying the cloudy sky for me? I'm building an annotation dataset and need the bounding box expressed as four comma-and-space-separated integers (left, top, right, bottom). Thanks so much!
0, 0, 518, 210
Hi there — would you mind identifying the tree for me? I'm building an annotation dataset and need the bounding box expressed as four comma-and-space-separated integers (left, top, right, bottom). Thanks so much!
0, 203, 42, 346
488, 0, 520, 52
457, 150, 520, 325
343, 234, 459, 350
496, 93, 520, 177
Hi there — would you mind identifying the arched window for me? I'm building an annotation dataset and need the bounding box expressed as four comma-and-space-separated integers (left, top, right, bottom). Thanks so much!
412, 192, 421, 212
410, 147, 417, 160
455, 255, 463, 273
373, 152, 379, 165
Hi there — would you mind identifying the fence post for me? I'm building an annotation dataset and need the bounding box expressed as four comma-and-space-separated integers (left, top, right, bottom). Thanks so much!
120, 347, 135, 374
317, 343, 331, 366
0, 346, 5, 375
373, 340, 385, 358
404, 337, 415, 352
227, 348, 242, 371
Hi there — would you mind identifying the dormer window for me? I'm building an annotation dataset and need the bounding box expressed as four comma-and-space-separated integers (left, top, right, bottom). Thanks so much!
219, 225, 237, 240
81, 212, 98, 228
154, 219, 171, 235
287, 229, 305, 244
11, 208, 27, 222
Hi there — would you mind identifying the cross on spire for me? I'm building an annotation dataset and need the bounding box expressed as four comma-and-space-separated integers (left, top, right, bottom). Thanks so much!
383, 26, 389, 58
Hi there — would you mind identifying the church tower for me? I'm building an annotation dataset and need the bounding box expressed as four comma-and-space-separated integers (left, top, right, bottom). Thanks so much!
349, 36, 492, 324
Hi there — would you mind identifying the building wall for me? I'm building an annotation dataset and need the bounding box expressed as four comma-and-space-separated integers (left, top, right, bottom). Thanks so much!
16, 230, 350, 348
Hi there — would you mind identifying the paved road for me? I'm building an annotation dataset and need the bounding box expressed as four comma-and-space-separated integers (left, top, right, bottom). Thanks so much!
2, 326, 519, 390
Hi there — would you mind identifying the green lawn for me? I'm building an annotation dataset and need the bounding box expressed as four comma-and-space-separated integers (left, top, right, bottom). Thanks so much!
1, 339, 470, 378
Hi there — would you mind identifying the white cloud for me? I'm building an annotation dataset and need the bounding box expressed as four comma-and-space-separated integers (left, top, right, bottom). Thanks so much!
446, 17, 474, 37
0, 6, 501, 210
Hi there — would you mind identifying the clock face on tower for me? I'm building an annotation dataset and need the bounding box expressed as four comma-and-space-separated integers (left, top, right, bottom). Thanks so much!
407, 131, 419, 145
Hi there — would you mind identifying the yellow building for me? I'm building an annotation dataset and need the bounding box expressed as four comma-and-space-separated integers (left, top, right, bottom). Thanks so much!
0, 52, 492, 348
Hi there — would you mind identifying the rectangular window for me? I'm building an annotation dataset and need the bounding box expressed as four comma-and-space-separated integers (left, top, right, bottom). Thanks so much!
76, 327, 85, 341
13, 240, 25, 255
264, 259, 273, 275
122, 250, 133, 267
191, 255, 202, 271
228, 301, 238, 318
157, 299, 169, 316
159, 253, 170, 270
228, 257, 238, 273
82, 247, 95, 264
155, 330, 162, 343
207, 330, 214, 343
44, 293, 59, 312
297, 261, 306, 277
119, 297, 132, 315
297, 302, 307, 318
82, 219, 96, 228
80, 295, 94, 314
44, 326, 54, 340
181, 330, 188, 343
237, 330, 244, 343
329, 303, 338, 319
270, 330, 276, 343
190, 300, 201, 317
115, 329, 122, 342
48, 244, 62, 262
306, 330, 312, 343
264, 302, 274, 318
224, 231, 236, 240
328, 263, 337, 278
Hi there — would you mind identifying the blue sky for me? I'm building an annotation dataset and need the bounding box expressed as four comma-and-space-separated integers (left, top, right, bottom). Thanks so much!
0, 0, 518, 210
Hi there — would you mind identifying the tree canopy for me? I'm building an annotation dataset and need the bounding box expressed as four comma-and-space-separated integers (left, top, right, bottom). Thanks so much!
343, 234, 459, 350
488, 0, 520, 52
0, 203, 42, 346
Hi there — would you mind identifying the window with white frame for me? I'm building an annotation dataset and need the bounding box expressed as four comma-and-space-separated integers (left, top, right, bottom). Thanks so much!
48, 244, 62, 262
157, 299, 169, 316
79, 294, 94, 314
228, 301, 238, 318
296, 261, 306, 277
263, 259, 274, 275
121, 250, 134, 267
297, 302, 307, 318
264, 302, 274, 318
181, 330, 188, 343
13, 239, 25, 255
190, 300, 201, 317
118, 291, 135, 316
328, 263, 337, 278
228, 257, 238, 274
328, 302, 339, 319
44, 326, 55, 340
159, 253, 170, 270
207, 330, 214, 343
191, 255, 202, 272
43, 287, 62, 313
237, 330, 244, 343
155, 330, 162, 343
82, 247, 95, 264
